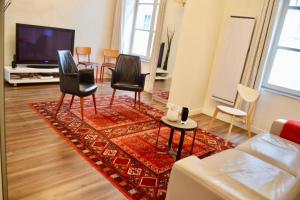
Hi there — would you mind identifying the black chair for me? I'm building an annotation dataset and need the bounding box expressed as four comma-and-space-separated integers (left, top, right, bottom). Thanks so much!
56, 50, 97, 120
109, 54, 149, 108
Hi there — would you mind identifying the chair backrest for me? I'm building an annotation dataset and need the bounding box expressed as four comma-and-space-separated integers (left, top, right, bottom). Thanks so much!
76, 47, 91, 63
115, 54, 141, 84
237, 84, 260, 103
103, 49, 119, 64
104, 49, 119, 58
236, 84, 260, 118
57, 50, 79, 93
57, 50, 78, 75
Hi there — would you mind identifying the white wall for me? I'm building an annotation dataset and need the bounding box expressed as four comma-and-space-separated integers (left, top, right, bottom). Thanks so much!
168, 0, 224, 113
4, 0, 117, 65
170, 0, 300, 133
253, 90, 300, 132
202, 0, 300, 133
202, 0, 267, 127
160, 0, 184, 75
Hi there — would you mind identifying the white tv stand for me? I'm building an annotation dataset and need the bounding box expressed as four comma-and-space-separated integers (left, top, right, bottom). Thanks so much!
4, 66, 59, 86
155, 68, 169, 80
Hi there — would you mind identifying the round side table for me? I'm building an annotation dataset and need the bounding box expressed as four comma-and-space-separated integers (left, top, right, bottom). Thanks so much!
155, 116, 198, 161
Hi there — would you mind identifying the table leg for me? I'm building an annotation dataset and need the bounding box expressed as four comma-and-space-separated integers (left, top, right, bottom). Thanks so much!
176, 130, 185, 161
190, 129, 197, 155
168, 128, 175, 150
155, 122, 162, 149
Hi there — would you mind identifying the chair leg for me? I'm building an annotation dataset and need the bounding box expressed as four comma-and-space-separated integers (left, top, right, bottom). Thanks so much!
100, 66, 104, 82
138, 92, 141, 110
246, 117, 252, 138
95, 67, 99, 83
80, 97, 84, 120
55, 93, 65, 117
134, 92, 137, 106
208, 108, 219, 131
70, 95, 75, 109
92, 93, 97, 114
102, 66, 105, 82
110, 89, 116, 105
225, 116, 235, 146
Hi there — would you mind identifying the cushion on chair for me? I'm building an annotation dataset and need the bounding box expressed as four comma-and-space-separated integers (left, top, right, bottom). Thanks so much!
112, 82, 143, 92
217, 105, 247, 116
79, 84, 97, 97
237, 133, 300, 177
280, 120, 300, 144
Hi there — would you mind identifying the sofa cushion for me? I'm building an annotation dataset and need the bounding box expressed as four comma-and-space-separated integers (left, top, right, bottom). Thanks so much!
237, 133, 300, 177
280, 120, 300, 144
199, 149, 298, 200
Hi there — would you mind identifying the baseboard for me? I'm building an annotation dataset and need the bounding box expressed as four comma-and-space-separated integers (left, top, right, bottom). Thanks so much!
189, 108, 202, 116
251, 126, 267, 134
166, 102, 176, 109
166, 103, 202, 116
144, 88, 152, 93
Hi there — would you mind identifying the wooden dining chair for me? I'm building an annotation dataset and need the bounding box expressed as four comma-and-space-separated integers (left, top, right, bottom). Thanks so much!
208, 84, 260, 145
100, 49, 119, 82
75, 47, 100, 82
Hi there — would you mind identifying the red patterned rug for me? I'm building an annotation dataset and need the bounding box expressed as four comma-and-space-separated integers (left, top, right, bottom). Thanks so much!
152, 91, 169, 104
30, 95, 234, 200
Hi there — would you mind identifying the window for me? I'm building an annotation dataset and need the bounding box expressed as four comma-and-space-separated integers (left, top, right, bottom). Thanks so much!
130, 0, 160, 60
262, 0, 300, 97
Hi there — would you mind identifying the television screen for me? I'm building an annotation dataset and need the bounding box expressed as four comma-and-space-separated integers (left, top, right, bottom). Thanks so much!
16, 23, 75, 64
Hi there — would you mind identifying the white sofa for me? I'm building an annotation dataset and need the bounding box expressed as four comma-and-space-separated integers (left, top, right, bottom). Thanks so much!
166, 119, 300, 200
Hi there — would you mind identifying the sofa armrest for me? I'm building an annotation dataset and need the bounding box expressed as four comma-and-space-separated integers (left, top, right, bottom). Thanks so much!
270, 119, 287, 136
166, 156, 223, 200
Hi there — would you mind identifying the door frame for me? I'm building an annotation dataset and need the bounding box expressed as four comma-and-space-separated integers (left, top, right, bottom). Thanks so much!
0, 0, 8, 199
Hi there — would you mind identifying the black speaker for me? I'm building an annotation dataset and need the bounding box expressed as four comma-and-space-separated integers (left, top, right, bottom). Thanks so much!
12, 54, 17, 68
181, 107, 189, 124
157, 42, 165, 68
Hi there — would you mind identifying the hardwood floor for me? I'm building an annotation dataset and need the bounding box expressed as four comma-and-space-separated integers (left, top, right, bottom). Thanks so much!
153, 79, 172, 92
5, 82, 249, 200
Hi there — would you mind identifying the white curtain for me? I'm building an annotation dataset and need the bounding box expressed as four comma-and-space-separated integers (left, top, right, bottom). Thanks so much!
241, 0, 281, 88
110, 0, 123, 50
111, 0, 136, 53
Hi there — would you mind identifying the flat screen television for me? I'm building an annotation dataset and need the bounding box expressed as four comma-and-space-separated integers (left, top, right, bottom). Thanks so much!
16, 23, 75, 66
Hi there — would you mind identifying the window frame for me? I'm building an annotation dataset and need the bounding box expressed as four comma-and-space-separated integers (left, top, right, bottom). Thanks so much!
129, 0, 160, 61
262, 0, 300, 97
